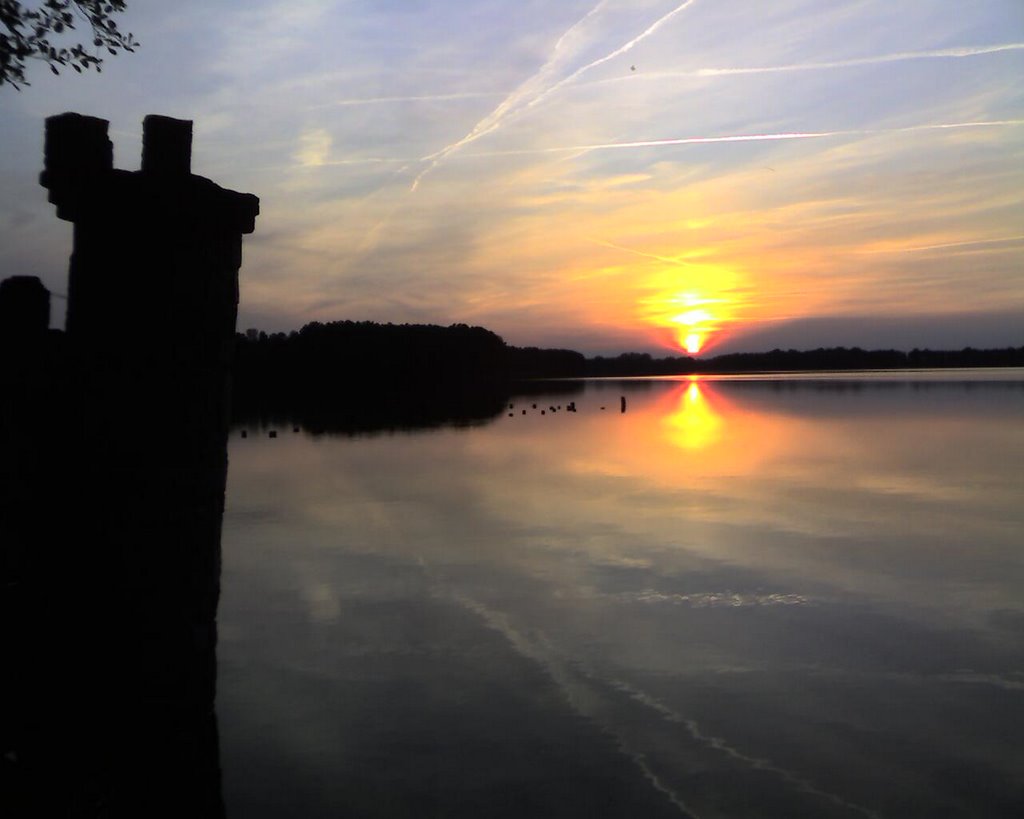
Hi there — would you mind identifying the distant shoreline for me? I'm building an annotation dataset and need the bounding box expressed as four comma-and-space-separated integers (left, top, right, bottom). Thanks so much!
577, 346, 1024, 378
228, 323, 1023, 433
235, 321, 1023, 383
530, 366, 1024, 381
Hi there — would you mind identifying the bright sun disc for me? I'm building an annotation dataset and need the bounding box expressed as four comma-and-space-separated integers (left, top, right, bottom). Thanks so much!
684, 333, 702, 354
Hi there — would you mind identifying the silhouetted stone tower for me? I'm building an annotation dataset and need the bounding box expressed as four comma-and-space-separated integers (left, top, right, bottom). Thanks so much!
41, 112, 258, 369
1, 116, 259, 817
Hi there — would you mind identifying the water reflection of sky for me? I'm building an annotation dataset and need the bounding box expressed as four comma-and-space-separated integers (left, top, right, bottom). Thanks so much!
221, 375, 1024, 818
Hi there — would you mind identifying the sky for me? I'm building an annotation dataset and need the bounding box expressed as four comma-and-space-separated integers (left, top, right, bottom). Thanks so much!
1, 0, 1022, 356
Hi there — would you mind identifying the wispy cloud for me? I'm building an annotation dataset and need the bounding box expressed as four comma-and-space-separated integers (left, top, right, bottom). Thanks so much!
293, 128, 333, 167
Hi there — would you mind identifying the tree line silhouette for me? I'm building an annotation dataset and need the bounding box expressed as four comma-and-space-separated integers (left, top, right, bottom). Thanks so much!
234, 317, 1024, 407
233, 320, 512, 432
585, 345, 1024, 376
231, 319, 1022, 430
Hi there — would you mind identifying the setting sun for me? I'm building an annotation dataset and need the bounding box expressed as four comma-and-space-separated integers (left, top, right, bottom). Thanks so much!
669, 297, 716, 354
635, 261, 747, 356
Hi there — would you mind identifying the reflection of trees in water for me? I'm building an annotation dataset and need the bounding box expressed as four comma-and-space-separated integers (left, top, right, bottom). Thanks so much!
234, 384, 511, 435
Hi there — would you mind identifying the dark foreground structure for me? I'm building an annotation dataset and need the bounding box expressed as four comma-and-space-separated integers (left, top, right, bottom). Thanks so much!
1, 114, 258, 817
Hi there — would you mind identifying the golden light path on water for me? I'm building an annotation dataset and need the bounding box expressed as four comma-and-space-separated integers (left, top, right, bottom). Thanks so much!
661, 379, 725, 449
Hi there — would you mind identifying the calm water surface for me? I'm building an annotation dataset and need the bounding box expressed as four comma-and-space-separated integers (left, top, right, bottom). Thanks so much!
219, 372, 1024, 818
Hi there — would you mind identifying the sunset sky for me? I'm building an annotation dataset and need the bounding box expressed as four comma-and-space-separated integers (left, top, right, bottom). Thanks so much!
1, 0, 1021, 355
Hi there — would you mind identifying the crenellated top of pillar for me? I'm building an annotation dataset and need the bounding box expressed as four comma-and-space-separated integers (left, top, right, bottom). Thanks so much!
40, 112, 259, 234
142, 114, 192, 177
39, 112, 113, 199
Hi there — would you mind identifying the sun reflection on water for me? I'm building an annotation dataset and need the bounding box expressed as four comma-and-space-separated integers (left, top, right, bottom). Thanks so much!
659, 379, 725, 451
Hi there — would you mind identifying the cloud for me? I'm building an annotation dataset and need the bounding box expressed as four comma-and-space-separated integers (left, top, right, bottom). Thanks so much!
293, 128, 333, 167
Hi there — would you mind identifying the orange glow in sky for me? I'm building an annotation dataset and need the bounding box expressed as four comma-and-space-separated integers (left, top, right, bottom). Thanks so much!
1, 4, 1020, 354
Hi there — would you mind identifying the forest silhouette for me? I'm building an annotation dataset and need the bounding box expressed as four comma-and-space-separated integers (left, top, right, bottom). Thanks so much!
231, 318, 1024, 432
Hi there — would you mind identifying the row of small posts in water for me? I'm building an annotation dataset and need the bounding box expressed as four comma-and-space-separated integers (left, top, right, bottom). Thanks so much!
507, 395, 626, 417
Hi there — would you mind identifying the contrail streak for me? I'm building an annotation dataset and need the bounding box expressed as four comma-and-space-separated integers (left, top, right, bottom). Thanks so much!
314, 42, 1022, 111
858, 234, 1024, 254
315, 119, 1023, 168
410, 0, 700, 192
453, 131, 849, 159
311, 91, 505, 109
588, 42, 1024, 87
460, 119, 1024, 158
524, 0, 700, 113
317, 157, 409, 165
307, 119, 1019, 168
692, 42, 1024, 77
409, 0, 610, 191
588, 238, 699, 265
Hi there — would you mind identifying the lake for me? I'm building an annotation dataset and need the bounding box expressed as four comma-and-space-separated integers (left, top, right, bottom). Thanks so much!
218, 371, 1024, 818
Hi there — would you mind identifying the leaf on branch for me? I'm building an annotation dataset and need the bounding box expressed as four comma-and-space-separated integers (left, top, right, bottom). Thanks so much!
3, 0, 138, 91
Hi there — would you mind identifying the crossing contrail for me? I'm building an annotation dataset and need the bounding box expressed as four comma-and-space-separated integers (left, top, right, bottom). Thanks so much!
522, 0, 700, 113
410, 0, 700, 192
316, 42, 1022, 112
408, 0, 611, 191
